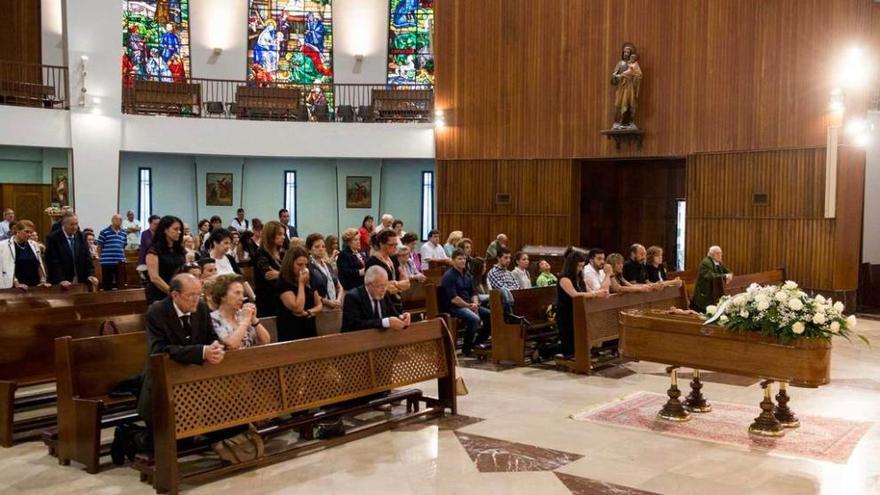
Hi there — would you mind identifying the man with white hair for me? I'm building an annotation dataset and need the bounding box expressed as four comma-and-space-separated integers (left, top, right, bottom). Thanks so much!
374, 213, 394, 234
0, 209, 14, 241
485, 233, 508, 259
122, 210, 142, 250
691, 245, 733, 312
341, 265, 411, 332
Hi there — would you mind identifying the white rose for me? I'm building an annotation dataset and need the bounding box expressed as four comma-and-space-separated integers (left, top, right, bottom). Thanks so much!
847, 315, 858, 329
740, 310, 749, 318
783, 280, 798, 290
775, 291, 790, 302
788, 298, 804, 311
733, 294, 747, 306
757, 300, 770, 311
792, 321, 805, 334
812, 313, 826, 325
833, 301, 844, 313
755, 294, 769, 304
706, 305, 718, 315
815, 294, 826, 304
830, 321, 840, 333
719, 315, 729, 325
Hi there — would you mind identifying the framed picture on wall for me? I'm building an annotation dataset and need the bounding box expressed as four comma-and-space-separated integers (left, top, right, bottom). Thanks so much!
346, 176, 372, 208
206, 173, 233, 206
50, 168, 69, 206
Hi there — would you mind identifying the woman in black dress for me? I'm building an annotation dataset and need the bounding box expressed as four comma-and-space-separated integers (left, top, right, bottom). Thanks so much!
275, 245, 323, 341
556, 248, 589, 358
253, 221, 285, 317
145, 216, 186, 303
1, 220, 48, 289
336, 228, 366, 290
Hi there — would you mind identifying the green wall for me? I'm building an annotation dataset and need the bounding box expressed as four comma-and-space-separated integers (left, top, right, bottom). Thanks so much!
0, 145, 70, 186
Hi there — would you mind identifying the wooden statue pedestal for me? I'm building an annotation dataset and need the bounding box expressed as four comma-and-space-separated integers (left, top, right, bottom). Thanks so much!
600, 128, 645, 150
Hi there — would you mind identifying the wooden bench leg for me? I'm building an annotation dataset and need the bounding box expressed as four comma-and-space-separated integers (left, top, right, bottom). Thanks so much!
0, 381, 16, 448
73, 399, 102, 474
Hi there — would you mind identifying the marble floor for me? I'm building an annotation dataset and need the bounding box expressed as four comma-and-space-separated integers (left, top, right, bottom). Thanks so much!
2, 319, 880, 495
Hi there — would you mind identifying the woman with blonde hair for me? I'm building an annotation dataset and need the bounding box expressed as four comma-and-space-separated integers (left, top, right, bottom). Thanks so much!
444, 230, 464, 257
606, 252, 654, 294
337, 227, 366, 290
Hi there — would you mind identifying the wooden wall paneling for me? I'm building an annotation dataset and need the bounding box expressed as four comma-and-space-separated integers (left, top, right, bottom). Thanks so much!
833, 146, 866, 291
435, 0, 880, 160
0, 184, 52, 239
0, 0, 42, 65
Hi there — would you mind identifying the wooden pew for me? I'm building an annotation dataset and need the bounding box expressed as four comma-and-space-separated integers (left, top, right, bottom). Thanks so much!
0, 311, 146, 447
521, 245, 567, 279
0, 283, 92, 302
668, 269, 696, 302
235, 86, 303, 120
562, 285, 689, 374
400, 278, 427, 320
488, 287, 557, 366
135, 319, 456, 494
117, 261, 144, 289
126, 80, 202, 116
0, 288, 146, 312
372, 88, 433, 122
715, 268, 786, 299
53, 331, 146, 472
424, 283, 460, 339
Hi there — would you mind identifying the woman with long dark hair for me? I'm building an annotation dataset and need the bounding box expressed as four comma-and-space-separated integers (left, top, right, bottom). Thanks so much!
145, 215, 186, 303
556, 248, 589, 358
275, 246, 323, 341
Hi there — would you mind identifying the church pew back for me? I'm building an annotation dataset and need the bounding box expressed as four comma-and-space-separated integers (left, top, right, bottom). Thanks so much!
567, 285, 688, 374
54, 331, 147, 471
144, 319, 456, 494
716, 268, 786, 298
0, 283, 92, 302
489, 286, 557, 366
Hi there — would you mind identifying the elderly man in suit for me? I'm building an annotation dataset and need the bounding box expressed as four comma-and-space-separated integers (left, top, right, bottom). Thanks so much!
342, 265, 411, 332
44, 212, 98, 289
114, 274, 226, 465
691, 245, 734, 312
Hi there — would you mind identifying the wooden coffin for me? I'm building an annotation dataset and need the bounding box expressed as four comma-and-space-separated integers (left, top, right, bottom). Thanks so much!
619, 309, 831, 388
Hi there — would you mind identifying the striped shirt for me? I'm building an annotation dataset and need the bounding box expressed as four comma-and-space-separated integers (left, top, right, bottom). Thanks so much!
97, 226, 127, 265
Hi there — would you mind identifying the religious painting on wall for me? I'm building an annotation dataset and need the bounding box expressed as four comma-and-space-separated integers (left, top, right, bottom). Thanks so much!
247, 0, 334, 85
206, 173, 234, 206
50, 168, 69, 206
122, 0, 191, 85
388, 0, 434, 85
346, 176, 372, 209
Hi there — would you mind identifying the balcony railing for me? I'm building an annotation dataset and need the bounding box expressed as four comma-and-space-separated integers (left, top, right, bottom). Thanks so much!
121, 78, 434, 123
0, 60, 69, 110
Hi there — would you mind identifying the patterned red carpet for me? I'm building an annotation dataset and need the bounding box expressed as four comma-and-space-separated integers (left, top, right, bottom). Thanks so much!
572, 391, 873, 463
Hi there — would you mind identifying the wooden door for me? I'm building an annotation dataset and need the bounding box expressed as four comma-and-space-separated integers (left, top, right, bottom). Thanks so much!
0, 184, 52, 239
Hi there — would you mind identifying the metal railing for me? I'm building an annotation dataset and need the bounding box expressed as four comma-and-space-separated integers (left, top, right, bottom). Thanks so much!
121, 77, 434, 123
0, 60, 69, 110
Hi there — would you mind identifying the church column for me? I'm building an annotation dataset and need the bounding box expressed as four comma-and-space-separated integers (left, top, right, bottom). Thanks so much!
62, 0, 123, 230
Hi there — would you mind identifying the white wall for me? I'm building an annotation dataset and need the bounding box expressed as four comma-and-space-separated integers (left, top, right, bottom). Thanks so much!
41, 0, 65, 66
189, 0, 248, 80
863, 111, 880, 264
333, 0, 389, 84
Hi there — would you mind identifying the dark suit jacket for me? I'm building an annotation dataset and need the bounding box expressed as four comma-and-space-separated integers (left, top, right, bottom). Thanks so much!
281, 225, 300, 251
44, 228, 94, 284
341, 286, 401, 333
692, 256, 731, 312
337, 248, 364, 291
137, 298, 219, 424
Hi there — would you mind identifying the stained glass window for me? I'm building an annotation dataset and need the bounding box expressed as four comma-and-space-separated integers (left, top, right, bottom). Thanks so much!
388, 0, 434, 85
122, 0, 191, 84
247, 0, 334, 85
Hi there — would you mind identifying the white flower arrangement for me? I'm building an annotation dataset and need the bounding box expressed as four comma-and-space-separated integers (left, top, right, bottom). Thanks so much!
701, 280, 867, 345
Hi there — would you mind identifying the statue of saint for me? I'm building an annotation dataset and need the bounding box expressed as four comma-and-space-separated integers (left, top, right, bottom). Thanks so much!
610, 43, 642, 129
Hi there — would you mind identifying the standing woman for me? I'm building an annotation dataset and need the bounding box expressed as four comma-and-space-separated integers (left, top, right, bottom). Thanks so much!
305, 233, 343, 310
556, 248, 591, 358
206, 229, 241, 276
275, 246, 322, 341
254, 221, 285, 317
196, 219, 210, 249
0, 220, 49, 290
365, 230, 411, 310
444, 231, 464, 257
324, 234, 340, 272
358, 215, 374, 254
337, 228, 366, 290
145, 216, 186, 303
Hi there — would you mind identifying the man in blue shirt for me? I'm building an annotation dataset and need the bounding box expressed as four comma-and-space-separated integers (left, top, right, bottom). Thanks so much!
97, 214, 127, 290
441, 249, 491, 356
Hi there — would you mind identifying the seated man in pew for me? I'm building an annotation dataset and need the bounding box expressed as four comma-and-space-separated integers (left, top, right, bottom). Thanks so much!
114, 274, 226, 464
45, 212, 99, 289
486, 246, 520, 317
441, 249, 491, 356
622, 243, 650, 285
582, 248, 611, 296
341, 266, 411, 332
691, 245, 733, 312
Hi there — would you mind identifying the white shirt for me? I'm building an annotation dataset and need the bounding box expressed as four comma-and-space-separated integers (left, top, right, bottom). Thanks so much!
122, 219, 141, 248
374, 223, 392, 234
214, 255, 234, 275
369, 293, 391, 328
229, 218, 250, 233
584, 263, 606, 291
419, 241, 448, 270
512, 267, 532, 289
